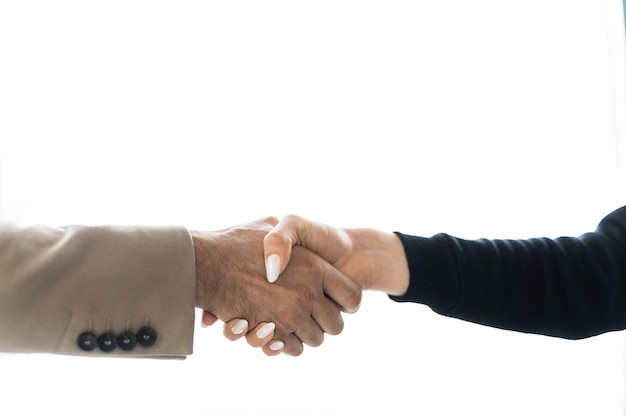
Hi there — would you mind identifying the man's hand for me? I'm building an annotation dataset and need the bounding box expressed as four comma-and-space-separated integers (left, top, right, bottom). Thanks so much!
190, 217, 361, 356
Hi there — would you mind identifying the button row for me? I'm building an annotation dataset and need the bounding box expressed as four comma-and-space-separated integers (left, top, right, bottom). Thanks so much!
77, 327, 157, 352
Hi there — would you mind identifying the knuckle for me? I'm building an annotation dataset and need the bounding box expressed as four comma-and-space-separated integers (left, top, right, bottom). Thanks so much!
259, 216, 279, 226
296, 286, 317, 305
282, 214, 302, 224
263, 230, 290, 247
276, 313, 301, 336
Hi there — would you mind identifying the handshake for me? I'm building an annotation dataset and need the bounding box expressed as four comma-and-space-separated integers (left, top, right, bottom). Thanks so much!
4, 206, 619, 357
191, 215, 410, 357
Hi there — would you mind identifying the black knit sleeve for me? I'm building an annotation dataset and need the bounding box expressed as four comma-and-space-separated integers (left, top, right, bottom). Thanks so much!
390, 206, 626, 339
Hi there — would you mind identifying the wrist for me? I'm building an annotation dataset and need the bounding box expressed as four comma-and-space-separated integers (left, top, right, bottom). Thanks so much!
386, 232, 410, 296
346, 229, 409, 295
189, 230, 219, 311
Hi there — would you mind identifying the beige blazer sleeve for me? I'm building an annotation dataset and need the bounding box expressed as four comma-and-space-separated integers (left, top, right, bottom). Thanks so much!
0, 223, 197, 358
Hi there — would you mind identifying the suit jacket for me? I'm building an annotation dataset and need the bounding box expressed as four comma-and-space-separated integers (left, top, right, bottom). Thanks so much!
0, 223, 196, 358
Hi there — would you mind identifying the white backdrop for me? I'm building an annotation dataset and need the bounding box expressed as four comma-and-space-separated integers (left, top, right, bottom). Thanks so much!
1, 1, 625, 416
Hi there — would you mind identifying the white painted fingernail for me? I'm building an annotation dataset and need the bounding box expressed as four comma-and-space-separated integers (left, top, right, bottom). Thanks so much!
266, 254, 281, 283
269, 341, 284, 351
256, 322, 276, 339
231, 319, 248, 335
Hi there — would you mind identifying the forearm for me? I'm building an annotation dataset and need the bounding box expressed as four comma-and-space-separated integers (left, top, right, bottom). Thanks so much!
0, 223, 197, 357
391, 206, 626, 339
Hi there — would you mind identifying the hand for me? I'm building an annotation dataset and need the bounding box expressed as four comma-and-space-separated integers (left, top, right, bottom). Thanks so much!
190, 217, 361, 356
203, 315, 287, 356
218, 215, 409, 353
263, 215, 410, 295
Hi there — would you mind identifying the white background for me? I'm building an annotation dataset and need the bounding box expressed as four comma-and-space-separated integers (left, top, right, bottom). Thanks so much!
1, 1, 625, 416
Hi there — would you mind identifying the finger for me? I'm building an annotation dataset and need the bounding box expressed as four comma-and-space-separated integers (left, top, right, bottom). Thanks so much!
245, 322, 276, 348
263, 226, 293, 283
274, 333, 304, 357
201, 311, 219, 328
223, 319, 249, 341
263, 215, 350, 283
261, 339, 285, 356
291, 315, 325, 348
310, 298, 345, 336
322, 267, 362, 314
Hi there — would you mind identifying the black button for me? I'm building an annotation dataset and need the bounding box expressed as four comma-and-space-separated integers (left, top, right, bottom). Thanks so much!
137, 327, 157, 347
117, 331, 137, 351
77, 332, 98, 351
98, 332, 118, 352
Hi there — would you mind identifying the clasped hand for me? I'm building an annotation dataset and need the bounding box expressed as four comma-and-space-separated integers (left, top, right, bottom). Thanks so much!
195, 215, 408, 356
191, 216, 360, 356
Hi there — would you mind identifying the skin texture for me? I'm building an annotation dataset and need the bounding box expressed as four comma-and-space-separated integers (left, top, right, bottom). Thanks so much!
213, 215, 410, 355
191, 217, 361, 356
263, 215, 410, 295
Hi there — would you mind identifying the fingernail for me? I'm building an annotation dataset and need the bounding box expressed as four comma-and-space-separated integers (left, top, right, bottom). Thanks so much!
256, 322, 276, 339
201, 321, 208, 328
269, 341, 284, 351
231, 319, 248, 335
266, 254, 281, 283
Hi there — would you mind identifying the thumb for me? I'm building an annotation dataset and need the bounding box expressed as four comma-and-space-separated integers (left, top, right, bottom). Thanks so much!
263, 218, 295, 283
263, 214, 349, 283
